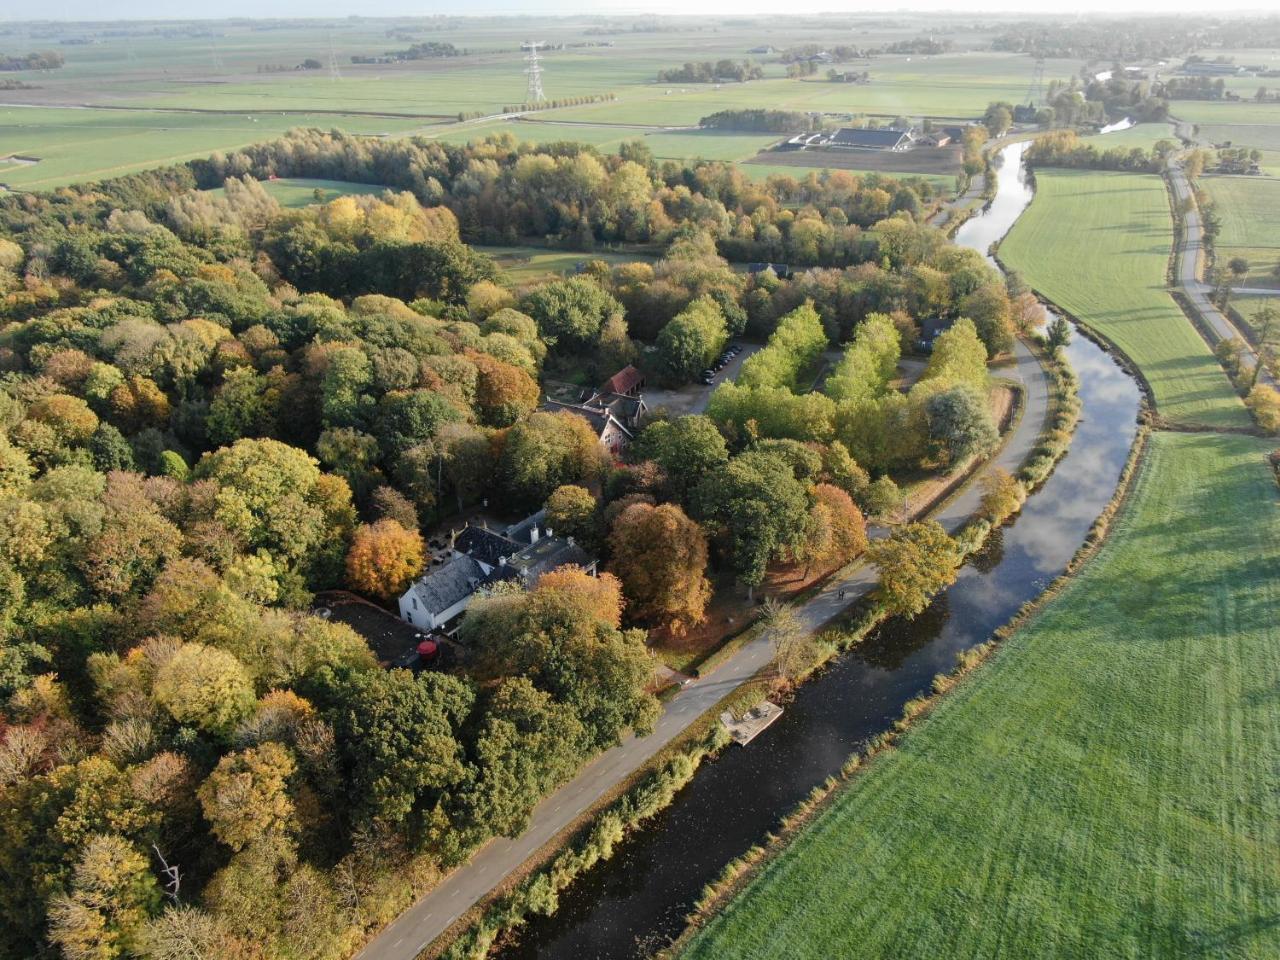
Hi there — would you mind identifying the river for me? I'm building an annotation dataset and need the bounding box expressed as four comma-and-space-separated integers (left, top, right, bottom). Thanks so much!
493, 141, 1142, 960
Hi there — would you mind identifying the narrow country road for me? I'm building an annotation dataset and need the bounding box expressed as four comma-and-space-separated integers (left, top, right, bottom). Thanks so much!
1166, 152, 1275, 388
354, 339, 1050, 960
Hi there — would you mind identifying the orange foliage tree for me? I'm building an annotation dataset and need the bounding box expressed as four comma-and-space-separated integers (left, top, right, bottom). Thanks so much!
608, 501, 712, 637
344, 518, 424, 600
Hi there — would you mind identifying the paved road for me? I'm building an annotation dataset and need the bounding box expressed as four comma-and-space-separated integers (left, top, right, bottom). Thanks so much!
356, 338, 1049, 960
1166, 156, 1275, 388
642, 342, 762, 417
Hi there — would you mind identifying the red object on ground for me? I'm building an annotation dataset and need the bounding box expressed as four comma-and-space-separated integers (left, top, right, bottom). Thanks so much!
417, 639, 439, 658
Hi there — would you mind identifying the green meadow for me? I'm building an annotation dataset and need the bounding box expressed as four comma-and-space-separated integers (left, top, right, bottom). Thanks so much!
1201, 176, 1280, 288
0, 106, 424, 190
684, 431, 1280, 960
999, 169, 1248, 429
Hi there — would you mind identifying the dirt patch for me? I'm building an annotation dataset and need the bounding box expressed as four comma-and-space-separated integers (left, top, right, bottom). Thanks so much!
747, 145, 963, 175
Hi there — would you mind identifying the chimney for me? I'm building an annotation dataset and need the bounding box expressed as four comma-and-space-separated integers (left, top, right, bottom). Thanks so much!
529, 523, 540, 544
499, 556, 507, 567
568, 536, 576, 547
545, 526, 554, 538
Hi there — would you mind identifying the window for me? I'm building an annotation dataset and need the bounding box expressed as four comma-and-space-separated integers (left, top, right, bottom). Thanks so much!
406, 611, 414, 624
412, 597, 418, 610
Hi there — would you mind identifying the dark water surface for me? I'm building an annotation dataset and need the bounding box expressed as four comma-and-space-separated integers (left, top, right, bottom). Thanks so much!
496, 143, 1141, 960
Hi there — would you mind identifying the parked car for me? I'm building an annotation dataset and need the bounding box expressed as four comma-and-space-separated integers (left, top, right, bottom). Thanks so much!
700, 372, 715, 385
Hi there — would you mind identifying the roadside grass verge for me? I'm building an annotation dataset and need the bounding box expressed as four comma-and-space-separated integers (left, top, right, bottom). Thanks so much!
680, 431, 1280, 960
999, 168, 1249, 430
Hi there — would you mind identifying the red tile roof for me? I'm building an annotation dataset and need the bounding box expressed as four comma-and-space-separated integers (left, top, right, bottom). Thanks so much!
600, 365, 643, 396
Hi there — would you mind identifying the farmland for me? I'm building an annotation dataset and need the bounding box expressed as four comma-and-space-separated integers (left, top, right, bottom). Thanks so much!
999, 169, 1249, 429
0, 16, 1073, 189
684, 431, 1280, 960
0, 106, 425, 190
1201, 176, 1280, 288
1232, 296, 1280, 343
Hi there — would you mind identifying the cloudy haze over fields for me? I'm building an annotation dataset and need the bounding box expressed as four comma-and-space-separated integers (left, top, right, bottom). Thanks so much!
4, 0, 1263, 20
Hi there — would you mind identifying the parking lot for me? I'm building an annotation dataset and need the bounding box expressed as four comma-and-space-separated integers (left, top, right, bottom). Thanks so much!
641, 342, 761, 417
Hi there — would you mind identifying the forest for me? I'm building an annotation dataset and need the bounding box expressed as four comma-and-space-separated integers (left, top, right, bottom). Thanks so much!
0, 128, 1032, 960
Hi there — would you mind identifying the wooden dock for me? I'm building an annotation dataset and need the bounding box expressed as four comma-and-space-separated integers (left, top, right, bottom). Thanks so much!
721, 700, 784, 746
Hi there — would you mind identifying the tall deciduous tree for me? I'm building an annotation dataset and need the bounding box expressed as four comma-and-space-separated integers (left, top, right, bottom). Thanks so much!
345, 519, 424, 601
693, 449, 811, 596
867, 521, 963, 618
197, 742, 296, 852
632, 414, 729, 506
653, 296, 728, 385
47, 834, 160, 960
153, 643, 255, 737
609, 501, 712, 636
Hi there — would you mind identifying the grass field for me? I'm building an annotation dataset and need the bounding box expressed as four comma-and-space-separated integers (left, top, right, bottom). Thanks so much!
216, 177, 389, 208
0, 106, 425, 190
0, 16, 1067, 190
1232, 296, 1280, 343
477, 244, 657, 284
999, 169, 1248, 429
685, 430, 1280, 960
1201, 176, 1280, 288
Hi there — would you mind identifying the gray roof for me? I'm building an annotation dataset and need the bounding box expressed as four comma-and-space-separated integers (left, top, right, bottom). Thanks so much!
829, 127, 910, 148
410, 555, 487, 613
454, 526, 517, 568
508, 536, 592, 581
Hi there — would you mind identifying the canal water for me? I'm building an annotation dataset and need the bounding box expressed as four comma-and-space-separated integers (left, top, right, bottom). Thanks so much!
495, 143, 1142, 960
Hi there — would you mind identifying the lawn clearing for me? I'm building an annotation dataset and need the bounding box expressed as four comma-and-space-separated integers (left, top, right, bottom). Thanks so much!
215, 177, 388, 208
684, 430, 1280, 960
477, 244, 657, 284
999, 169, 1248, 429
1201, 176, 1280, 288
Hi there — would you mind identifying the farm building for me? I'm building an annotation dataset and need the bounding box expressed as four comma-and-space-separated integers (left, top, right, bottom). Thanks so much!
398, 511, 596, 632
825, 127, 913, 151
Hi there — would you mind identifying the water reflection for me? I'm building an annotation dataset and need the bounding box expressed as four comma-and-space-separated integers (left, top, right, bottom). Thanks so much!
495, 141, 1141, 960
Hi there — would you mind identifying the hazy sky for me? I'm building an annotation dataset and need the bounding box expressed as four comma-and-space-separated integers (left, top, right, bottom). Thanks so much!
5, 0, 1275, 21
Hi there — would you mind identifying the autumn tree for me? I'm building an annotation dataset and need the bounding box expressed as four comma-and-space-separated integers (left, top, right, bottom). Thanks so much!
608, 501, 712, 636
867, 521, 963, 618
793, 483, 867, 577
47, 834, 160, 960
197, 742, 297, 852
924, 383, 999, 467
468, 350, 539, 428
979, 467, 1023, 524
653, 296, 728, 385
544, 484, 598, 544
153, 643, 255, 737
345, 518, 424, 601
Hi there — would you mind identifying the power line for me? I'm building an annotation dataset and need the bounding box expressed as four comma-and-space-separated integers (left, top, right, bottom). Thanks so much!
523, 41, 546, 105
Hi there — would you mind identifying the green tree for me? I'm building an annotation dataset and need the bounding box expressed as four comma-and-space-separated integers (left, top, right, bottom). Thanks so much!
924, 384, 998, 467
497, 411, 607, 510
544, 484, 598, 544
521, 276, 623, 352
632, 415, 729, 506
653, 296, 728, 385
693, 449, 811, 596
920, 317, 989, 391
321, 668, 472, 832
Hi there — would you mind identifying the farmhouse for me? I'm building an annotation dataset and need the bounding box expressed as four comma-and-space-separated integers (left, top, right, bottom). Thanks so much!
398, 511, 596, 632
825, 127, 913, 151
542, 364, 650, 459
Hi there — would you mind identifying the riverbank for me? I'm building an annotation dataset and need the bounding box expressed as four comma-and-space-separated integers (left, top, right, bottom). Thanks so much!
477, 142, 1137, 960
677, 430, 1280, 960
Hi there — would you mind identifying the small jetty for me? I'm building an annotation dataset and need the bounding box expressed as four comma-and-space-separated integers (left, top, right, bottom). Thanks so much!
721, 701, 784, 746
